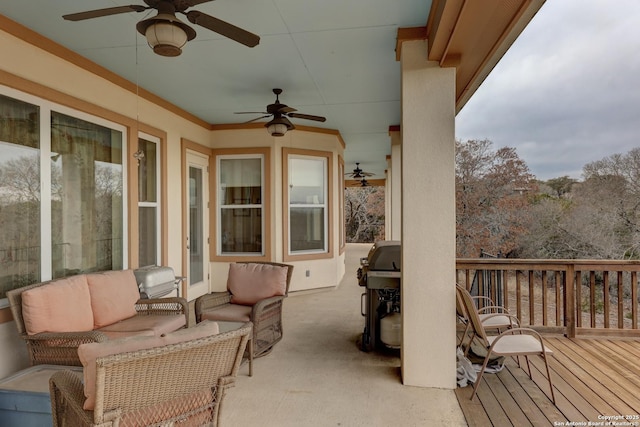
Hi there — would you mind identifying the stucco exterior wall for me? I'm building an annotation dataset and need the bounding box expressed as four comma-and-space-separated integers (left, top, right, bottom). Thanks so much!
209, 128, 346, 292
0, 26, 347, 373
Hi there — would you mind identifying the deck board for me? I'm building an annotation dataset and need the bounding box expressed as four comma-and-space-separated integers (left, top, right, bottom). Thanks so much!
455, 337, 640, 426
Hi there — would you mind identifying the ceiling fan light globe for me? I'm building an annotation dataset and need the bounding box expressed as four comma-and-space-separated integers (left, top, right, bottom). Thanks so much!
267, 122, 288, 137
138, 13, 196, 57
266, 116, 294, 137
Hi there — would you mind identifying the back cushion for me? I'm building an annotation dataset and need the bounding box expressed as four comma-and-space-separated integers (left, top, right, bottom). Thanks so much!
87, 270, 141, 328
78, 320, 220, 410
21, 275, 94, 335
228, 263, 288, 306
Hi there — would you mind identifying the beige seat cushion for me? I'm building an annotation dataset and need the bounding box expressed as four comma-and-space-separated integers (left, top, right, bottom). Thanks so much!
87, 270, 141, 328
21, 275, 94, 335
479, 313, 514, 328
487, 334, 554, 355
78, 320, 220, 410
228, 263, 288, 306
97, 329, 156, 340
97, 314, 186, 337
201, 304, 252, 322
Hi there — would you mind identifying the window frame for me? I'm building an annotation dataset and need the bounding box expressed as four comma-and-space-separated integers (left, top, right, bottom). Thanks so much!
137, 132, 162, 267
211, 147, 271, 262
338, 155, 346, 254
0, 85, 128, 306
282, 147, 333, 261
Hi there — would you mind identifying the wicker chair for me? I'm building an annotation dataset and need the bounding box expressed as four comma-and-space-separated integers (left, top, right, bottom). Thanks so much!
7, 279, 189, 366
195, 262, 293, 359
49, 322, 251, 427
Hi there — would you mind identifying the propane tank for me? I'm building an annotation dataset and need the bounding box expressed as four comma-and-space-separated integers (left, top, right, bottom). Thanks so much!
380, 312, 402, 348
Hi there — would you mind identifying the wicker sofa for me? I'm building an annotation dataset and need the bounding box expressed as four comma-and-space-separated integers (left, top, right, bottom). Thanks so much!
7, 270, 188, 366
49, 321, 251, 427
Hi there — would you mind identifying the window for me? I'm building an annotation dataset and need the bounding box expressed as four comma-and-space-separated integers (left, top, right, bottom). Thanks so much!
338, 156, 346, 253
0, 89, 126, 301
137, 134, 161, 266
284, 148, 333, 259
217, 154, 264, 255
0, 95, 41, 299
51, 112, 124, 278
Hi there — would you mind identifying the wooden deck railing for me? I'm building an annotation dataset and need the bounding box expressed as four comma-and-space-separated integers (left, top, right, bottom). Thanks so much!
456, 259, 640, 338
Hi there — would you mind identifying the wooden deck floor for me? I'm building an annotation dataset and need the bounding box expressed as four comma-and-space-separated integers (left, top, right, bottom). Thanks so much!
455, 337, 640, 427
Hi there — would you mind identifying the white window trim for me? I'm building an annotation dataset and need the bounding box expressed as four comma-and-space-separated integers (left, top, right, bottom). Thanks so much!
138, 132, 161, 266
287, 154, 328, 256
216, 153, 265, 256
0, 84, 128, 291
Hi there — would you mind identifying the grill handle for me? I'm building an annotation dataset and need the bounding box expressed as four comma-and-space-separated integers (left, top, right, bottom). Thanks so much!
361, 293, 367, 317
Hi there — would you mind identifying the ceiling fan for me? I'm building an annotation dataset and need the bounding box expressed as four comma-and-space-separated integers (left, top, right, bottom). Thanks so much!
235, 89, 326, 137
345, 163, 374, 179
348, 177, 371, 187
62, 0, 260, 57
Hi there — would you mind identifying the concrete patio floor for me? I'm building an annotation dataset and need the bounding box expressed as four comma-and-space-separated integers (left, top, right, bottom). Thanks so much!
220, 243, 466, 427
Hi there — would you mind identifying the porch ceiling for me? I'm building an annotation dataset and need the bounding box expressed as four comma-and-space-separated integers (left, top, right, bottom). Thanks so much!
0, 0, 542, 179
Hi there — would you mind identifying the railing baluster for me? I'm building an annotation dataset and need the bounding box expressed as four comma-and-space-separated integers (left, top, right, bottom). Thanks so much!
490, 270, 497, 306
542, 270, 548, 326
529, 270, 535, 325
603, 271, 610, 329
555, 271, 561, 326
632, 271, 638, 330
503, 270, 509, 312
590, 271, 596, 329
566, 265, 576, 338
516, 271, 522, 322
618, 271, 624, 329
575, 271, 582, 328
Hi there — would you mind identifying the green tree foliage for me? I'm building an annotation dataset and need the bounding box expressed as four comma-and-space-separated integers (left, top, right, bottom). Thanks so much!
545, 175, 577, 198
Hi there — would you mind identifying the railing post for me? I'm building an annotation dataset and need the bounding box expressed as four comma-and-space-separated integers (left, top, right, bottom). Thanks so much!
565, 263, 576, 338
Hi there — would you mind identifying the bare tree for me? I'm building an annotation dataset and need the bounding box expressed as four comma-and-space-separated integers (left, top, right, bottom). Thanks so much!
521, 148, 640, 259
456, 139, 537, 257
345, 186, 385, 243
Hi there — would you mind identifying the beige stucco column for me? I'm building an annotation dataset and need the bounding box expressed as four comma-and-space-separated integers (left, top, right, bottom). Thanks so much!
400, 39, 456, 388
390, 132, 402, 241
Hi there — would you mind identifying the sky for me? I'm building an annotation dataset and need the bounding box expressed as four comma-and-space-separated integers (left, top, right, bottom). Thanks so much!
455, 0, 640, 181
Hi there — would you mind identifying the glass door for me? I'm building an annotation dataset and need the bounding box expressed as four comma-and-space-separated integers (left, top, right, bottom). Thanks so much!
185, 151, 209, 301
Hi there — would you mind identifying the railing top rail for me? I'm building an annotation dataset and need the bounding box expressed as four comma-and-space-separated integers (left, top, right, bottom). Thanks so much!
456, 258, 640, 271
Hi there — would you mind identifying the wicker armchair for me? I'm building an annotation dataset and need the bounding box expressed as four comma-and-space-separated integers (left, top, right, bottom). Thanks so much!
49, 322, 251, 427
7, 279, 189, 366
195, 262, 293, 359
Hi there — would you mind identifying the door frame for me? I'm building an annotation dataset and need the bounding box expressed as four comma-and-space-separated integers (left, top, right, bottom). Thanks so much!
181, 140, 211, 301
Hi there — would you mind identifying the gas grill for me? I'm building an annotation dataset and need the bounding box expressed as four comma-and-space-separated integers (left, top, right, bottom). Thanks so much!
133, 265, 182, 299
357, 240, 401, 352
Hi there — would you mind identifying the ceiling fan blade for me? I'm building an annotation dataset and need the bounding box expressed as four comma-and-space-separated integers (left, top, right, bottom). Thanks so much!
288, 113, 326, 122
234, 112, 268, 115
185, 0, 216, 7
63, 5, 149, 21
185, 11, 260, 47
277, 106, 297, 114
243, 115, 271, 123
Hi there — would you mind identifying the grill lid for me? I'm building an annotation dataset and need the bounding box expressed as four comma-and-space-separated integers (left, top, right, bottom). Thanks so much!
365, 240, 401, 271
134, 265, 177, 298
